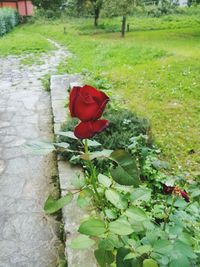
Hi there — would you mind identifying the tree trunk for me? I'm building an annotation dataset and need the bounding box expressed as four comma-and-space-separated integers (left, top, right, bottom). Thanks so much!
94, 7, 100, 27
121, 15, 126, 38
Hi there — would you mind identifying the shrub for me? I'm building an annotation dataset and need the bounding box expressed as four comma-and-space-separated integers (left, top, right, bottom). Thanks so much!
59, 105, 151, 158
0, 8, 19, 36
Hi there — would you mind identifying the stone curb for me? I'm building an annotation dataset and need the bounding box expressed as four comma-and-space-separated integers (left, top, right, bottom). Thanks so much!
50, 74, 97, 267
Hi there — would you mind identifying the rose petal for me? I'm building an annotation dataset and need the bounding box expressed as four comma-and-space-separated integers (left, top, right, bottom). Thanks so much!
92, 120, 110, 133
180, 190, 190, 202
69, 85, 109, 122
69, 86, 81, 117
74, 120, 109, 139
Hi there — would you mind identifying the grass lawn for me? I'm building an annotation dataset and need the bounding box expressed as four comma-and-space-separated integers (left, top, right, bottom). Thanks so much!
0, 13, 199, 175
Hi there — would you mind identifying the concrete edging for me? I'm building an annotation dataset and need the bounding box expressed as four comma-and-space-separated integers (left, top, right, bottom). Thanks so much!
50, 74, 97, 267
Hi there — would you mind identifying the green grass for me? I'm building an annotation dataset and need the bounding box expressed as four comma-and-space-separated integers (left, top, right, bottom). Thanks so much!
0, 13, 199, 174
0, 25, 53, 56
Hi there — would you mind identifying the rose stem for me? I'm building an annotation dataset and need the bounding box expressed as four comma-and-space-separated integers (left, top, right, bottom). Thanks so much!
84, 139, 103, 207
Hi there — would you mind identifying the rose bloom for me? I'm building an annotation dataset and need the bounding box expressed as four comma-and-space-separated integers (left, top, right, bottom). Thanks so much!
163, 185, 190, 202
69, 85, 109, 122
74, 120, 109, 139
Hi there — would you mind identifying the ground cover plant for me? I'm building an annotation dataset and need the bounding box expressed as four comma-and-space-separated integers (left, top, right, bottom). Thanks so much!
42, 85, 200, 267
0, 8, 19, 36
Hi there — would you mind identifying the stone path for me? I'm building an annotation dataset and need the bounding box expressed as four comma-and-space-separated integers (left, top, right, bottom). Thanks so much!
0, 40, 70, 267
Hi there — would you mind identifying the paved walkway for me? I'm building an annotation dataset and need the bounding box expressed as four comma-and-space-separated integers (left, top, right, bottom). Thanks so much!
0, 40, 69, 267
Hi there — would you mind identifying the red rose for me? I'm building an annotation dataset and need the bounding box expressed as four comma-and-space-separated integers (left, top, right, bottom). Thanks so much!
163, 185, 189, 202
69, 85, 109, 122
74, 120, 109, 139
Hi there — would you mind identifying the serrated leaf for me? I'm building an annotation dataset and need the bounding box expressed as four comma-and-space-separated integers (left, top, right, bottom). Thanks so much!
124, 252, 137, 260
87, 140, 101, 147
70, 175, 85, 189
98, 174, 112, 187
116, 248, 131, 267
143, 259, 158, 267
105, 209, 118, 219
125, 206, 147, 222
110, 150, 140, 186
130, 188, 151, 202
77, 189, 93, 209
26, 141, 55, 155
53, 142, 70, 149
79, 218, 106, 236
90, 149, 113, 160
70, 235, 95, 249
57, 131, 78, 139
190, 188, 200, 198
99, 234, 122, 250
105, 189, 128, 209
94, 248, 115, 267
153, 240, 173, 255
152, 160, 169, 170
44, 192, 73, 214
136, 245, 152, 255
109, 217, 134, 235
169, 255, 190, 267
173, 240, 197, 259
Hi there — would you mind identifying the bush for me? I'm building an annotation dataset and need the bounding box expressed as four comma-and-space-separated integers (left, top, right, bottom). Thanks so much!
0, 8, 19, 36
59, 105, 152, 165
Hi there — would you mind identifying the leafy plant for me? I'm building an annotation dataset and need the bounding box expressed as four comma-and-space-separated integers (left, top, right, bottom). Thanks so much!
0, 8, 19, 36
38, 85, 200, 266
40, 121, 200, 267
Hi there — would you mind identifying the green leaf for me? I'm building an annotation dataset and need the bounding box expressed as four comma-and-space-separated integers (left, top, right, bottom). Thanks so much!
153, 240, 173, 255
53, 142, 70, 149
124, 252, 137, 260
152, 160, 169, 170
98, 174, 112, 187
70, 235, 95, 249
116, 248, 142, 267
143, 259, 158, 267
169, 255, 190, 267
173, 240, 197, 259
130, 188, 151, 202
90, 149, 113, 160
110, 150, 140, 186
105, 189, 128, 209
57, 131, 78, 139
178, 232, 194, 246
87, 140, 101, 147
77, 189, 93, 209
99, 234, 122, 250
136, 245, 152, 255
190, 188, 200, 198
116, 248, 131, 267
125, 206, 147, 222
70, 175, 85, 189
109, 217, 134, 235
78, 218, 106, 236
26, 141, 55, 155
105, 209, 118, 219
44, 192, 73, 214
94, 248, 115, 267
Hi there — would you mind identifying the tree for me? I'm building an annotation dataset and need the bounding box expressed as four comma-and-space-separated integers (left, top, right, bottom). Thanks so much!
32, 0, 64, 10
77, 0, 103, 26
104, 0, 135, 37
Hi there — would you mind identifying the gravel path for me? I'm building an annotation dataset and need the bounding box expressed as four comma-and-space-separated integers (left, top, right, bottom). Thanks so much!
0, 39, 69, 267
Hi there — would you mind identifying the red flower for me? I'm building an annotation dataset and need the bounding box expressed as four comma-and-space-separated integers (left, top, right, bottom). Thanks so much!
74, 120, 109, 139
163, 185, 190, 202
69, 85, 109, 122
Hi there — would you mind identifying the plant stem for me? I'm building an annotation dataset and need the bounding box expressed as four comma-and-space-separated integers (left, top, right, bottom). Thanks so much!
84, 139, 102, 206
163, 196, 177, 231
